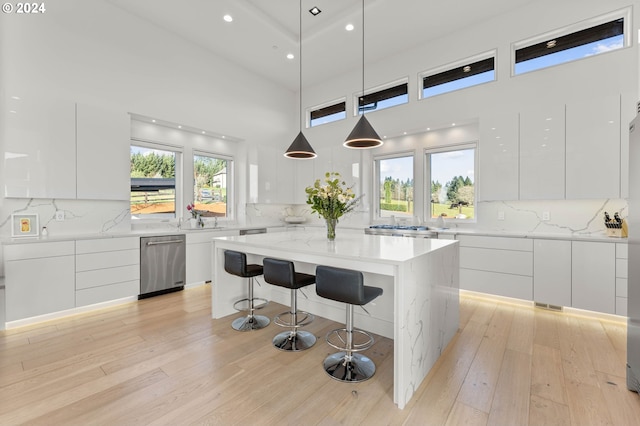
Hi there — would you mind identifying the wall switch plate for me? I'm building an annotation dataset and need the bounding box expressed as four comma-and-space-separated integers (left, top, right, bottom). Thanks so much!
542, 211, 550, 221
498, 211, 505, 221
55, 210, 65, 221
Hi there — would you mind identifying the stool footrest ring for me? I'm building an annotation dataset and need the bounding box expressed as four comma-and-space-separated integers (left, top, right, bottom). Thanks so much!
325, 328, 375, 352
233, 297, 269, 312
274, 310, 314, 328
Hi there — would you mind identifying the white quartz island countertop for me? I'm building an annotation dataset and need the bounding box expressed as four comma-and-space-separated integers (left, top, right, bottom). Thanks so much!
211, 230, 460, 409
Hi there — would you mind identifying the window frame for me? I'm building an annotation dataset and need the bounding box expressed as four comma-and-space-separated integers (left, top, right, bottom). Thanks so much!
130, 139, 183, 222
424, 143, 478, 224
373, 151, 415, 219
353, 77, 409, 116
192, 150, 234, 220
418, 50, 496, 100
511, 7, 631, 76
308, 97, 347, 128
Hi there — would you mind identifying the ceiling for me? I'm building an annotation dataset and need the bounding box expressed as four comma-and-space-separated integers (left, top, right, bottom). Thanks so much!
106, 0, 536, 92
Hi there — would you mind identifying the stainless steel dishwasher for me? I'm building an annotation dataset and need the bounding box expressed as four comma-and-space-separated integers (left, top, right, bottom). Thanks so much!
139, 234, 186, 299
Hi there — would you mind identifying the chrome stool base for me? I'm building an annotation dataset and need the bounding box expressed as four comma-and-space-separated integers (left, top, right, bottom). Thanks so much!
323, 352, 376, 383
232, 314, 270, 331
273, 330, 316, 351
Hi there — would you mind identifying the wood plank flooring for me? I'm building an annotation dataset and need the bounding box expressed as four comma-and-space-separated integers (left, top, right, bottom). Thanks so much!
1, 285, 639, 425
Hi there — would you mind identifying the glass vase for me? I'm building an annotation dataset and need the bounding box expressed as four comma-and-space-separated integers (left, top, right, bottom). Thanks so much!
325, 218, 337, 241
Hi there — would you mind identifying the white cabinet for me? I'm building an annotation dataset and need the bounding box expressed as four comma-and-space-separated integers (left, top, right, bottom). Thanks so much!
255, 145, 295, 203
519, 104, 566, 200
75, 237, 140, 307
4, 241, 76, 322
293, 156, 316, 204
615, 243, 628, 316
566, 95, 621, 199
533, 239, 571, 307
458, 235, 533, 300
478, 112, 519, 201
186, 230, 240, 285
571, 241, 616, 314
2, 100, 131, 201
76, 104, 131, 200
3, 97, 77, 198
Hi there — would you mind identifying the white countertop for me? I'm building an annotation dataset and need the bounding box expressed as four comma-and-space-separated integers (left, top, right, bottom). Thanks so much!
214, 229, 458, 264
2, 223, 627, 245
435, 227, 627, 243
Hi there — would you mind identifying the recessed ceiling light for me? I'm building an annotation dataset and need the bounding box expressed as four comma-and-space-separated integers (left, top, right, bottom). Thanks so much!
152, 119, 156, 123
11, 96, 20, 100
223, 14, 233, 23
202, 131, 206, 134
451, 123, 456, 126
345, 24, 354, 31
286, 53, 294, 60
309, 6, 321, 16
178, 125, 182, 129
222, 136, 226, 139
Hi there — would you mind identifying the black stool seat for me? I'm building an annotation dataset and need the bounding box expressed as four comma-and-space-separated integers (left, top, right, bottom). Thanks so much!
263, 258, 316, 351
315, 265, 383, 383
224, 250, 269, 331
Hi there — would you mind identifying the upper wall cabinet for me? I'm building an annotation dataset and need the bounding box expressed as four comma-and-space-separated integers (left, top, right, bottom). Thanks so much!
76, 104, 130, 200
254, 145, 294, 204
478, 112, 519, 201
3, 97, 77, 199
566, 95, 621, 199
3, 100, 131, 201
519, 104, 566, 200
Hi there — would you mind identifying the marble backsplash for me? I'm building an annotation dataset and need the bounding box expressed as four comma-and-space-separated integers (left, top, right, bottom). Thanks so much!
0, 197, 630, 277
468, 198, 628, 237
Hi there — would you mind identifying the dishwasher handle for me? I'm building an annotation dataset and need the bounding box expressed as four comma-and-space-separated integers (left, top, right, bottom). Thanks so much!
145, 239, 185, 246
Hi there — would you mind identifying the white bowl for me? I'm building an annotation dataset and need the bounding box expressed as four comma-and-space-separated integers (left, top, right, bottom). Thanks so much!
284, 216, 306, 224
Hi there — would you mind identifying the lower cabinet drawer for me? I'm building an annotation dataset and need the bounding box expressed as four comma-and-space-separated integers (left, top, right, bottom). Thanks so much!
460, 247, 533, 276
76, 265, 140, 290
616, 297, 628, 316
76, 280, 139, 307
460, 268, 533, 300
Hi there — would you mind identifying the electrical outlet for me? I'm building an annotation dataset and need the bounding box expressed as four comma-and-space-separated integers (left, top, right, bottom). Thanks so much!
55, 210, 65, 221
542, 211, 550, 221
497, 211, 505, 221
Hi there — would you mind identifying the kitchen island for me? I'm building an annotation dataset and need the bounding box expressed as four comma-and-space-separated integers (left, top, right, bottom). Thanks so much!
211, 230, 459, 409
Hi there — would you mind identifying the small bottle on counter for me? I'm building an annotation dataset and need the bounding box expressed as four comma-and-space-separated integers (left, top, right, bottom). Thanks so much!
41, 226, 48, 237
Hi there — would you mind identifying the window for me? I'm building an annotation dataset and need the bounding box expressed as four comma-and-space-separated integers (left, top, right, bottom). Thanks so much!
130, 145, 180, 219
193, 152, 232, 218
513, 10, 629, 75
356, 80, 408, 115
309, 100, 346, 127
375, 154, 414, 218
420, 52, 495, 99
426, 145, 476, 221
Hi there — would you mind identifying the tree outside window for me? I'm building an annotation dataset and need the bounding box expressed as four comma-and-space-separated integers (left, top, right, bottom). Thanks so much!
377, 155, 414, 218
427, 147, 476, 220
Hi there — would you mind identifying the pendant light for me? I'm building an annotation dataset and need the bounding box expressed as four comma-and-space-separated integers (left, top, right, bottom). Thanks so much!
285, 0, 317, 159
344, 0, 383, 149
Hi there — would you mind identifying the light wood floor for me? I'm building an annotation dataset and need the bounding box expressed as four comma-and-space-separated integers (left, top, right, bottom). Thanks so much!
1, 285, 639, 425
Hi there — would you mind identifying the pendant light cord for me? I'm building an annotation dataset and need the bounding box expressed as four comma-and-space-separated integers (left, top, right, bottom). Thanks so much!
361, 0, 365, 116
299, 0, 303, 132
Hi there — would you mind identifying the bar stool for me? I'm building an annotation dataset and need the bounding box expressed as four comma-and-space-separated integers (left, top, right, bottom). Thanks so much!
263, 258, 316, 351
223, 250, 270, 331
315, 265, 383, 382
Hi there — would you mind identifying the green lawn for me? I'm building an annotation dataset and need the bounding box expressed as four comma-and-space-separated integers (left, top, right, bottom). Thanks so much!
431, 202, 474, 219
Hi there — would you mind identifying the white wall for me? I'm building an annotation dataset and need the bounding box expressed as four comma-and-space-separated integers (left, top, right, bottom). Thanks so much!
295, 0, 639, 233
0, 0, 296, 244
